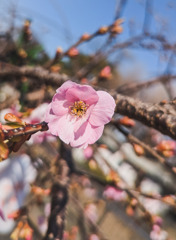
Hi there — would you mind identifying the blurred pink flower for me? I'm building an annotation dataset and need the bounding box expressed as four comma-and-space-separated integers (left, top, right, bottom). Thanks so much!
27, 103, 55, 144
84, 203, 98, 223
45, 81, 115, 148
150, 225, 168, 240
84, 146, 93, 159
103, 186, 127, 201
89, 234, 100, 240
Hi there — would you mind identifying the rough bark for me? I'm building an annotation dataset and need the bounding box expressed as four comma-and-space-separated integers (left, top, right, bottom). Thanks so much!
115, 94, 176, 139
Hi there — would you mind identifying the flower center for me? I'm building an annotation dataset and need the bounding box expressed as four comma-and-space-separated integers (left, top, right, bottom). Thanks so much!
69, 100, 88, 117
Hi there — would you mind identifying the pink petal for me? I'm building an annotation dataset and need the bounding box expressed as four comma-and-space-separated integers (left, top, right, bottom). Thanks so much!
66, 84, 98, 105
56, 80, 77, 94
48, 114, 74, 144
45, 103, 58, 122
70, 122, 104, 148
89, 91, 115, 127
88, 124, 104, 144
51, 93, 70, 116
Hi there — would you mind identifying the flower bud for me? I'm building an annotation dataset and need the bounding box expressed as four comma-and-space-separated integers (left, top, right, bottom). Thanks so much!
56, 47, 63, 57
99, 66, 112, 79
133, 143, 145, 156
156, 140, 176, 151
126, 205, 134, 216
119, 116, 135, 127
80, 33, 91, 41
98, 26, 109, 34
67, 47, 79, 57
18, 48, 27, 58
50, 64, 61, 73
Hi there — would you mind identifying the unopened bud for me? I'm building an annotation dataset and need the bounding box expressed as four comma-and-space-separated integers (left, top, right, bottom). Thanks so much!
80, 78, 88, 84
50, 64, 61, 73
99, 66, 112, 79
110, 25, 123, 34
80, 33, 91, 41
18, 48, 27, 58
88, 159, 97, 170
24, 20, 30, 28
67, 47, 79, 57
98, 26, 109, 34
162, 150, 175, 157
119, 116, 135, 127
156, 140, 176, 152
114, 18, 124, 26
56, 47, 63, 57
126, 205, 134, 216
133, 143, 145, 156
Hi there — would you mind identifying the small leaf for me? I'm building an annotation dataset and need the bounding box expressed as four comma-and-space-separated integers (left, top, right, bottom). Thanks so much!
4, 113, 24, 125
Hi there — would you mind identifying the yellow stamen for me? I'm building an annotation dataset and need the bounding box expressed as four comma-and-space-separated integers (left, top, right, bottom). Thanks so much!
69, 100, 88, 117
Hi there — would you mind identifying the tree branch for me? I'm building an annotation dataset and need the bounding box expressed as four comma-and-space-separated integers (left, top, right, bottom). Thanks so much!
114, 94, 176, 140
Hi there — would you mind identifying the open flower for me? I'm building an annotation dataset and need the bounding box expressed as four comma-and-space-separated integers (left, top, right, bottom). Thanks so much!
45, 81, 115, 148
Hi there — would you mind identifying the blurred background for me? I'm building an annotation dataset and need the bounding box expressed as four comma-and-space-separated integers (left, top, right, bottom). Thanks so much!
0, 0, 176, 240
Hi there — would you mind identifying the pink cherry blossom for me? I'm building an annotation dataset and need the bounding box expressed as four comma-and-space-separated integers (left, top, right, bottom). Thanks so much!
103, 186, 127, 201
26, 103, 55, 144
45, 81, 115, 148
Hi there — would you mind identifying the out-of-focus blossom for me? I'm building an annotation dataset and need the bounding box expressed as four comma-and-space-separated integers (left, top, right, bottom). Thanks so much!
10, 221, 33, 240
150, 225, 168, 240
103, 186, 127, 201
155, 140, 176, 152
84, 146, 93, 159
155, 140, 176, 157
89, 234, 100, 240
84, 203, 98, 223
26, 103, 55, 144
45, 81, 115, 148
0, 154, 36, 234
99, 66, 112, 79
152, 215, 163, 226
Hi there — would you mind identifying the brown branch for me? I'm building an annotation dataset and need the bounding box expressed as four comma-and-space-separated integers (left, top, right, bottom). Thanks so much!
114, 94, 176, 140
44, 159, 69, 240
113, 122, 176, 176
0, 65, 68, 85
117, 75, 176, 94
3, 122, 48, 140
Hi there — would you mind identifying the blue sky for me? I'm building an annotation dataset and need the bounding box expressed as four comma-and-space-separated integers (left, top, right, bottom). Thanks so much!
1, 0, 176, 80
